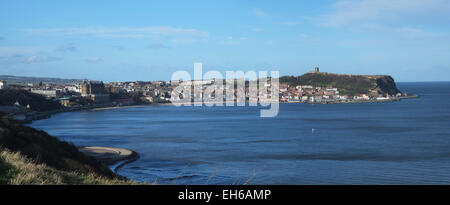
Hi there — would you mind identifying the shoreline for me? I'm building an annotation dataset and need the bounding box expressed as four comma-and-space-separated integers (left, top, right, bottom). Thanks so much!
90, 104, 153, 111
15, 94, 420, 123
9, 103, 164, 123
78, 146, 140, 173
286, 94, 420, 104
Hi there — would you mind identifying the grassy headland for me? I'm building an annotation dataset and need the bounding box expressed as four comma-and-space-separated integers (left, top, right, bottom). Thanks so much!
279, 72, 401, 96
0, 114, 141, 185
0, 149, 140, 185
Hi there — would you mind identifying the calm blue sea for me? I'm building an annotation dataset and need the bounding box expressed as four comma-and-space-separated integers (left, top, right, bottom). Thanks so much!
30, 82, 450, 184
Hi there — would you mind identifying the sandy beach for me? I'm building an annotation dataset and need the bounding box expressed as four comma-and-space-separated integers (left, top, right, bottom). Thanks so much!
78, 146, 139, 173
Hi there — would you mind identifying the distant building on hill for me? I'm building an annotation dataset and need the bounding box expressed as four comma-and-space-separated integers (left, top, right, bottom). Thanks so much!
308, 66, 320, 73
0, 80, 7, 90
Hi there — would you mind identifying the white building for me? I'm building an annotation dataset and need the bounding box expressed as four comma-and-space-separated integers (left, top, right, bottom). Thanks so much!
31, 89, 61, 98
376, 96, 389, 100
66, 84, 82, 93
355, 94, 370, 100
300, 85, 313, 89
0, 80, 7, 90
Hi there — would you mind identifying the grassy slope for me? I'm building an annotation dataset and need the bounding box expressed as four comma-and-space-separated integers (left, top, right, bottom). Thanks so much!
0, 115, 144, 184
0, 89, 62, 112
0, 116, 116, 177
0, 149, 139, 185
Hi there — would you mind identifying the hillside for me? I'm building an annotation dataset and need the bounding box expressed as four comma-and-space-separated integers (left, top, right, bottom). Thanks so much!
0, 115, 131, 184
0, 89, 62, 112
0, 149, 139, 185
279, 72, 401, 96
0, 75, 85, 86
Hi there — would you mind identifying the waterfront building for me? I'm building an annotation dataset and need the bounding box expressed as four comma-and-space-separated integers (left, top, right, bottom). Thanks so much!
81, 80, 110, 103
31, 89, 61, 98
58, 97, 71, 107
376, 96, 389, 100
81, 81, 106, 96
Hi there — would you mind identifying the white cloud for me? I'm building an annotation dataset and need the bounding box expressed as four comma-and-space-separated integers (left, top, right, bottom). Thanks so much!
281, 21, 300, 26
252, 28, 265, 32
169, 38, 200, 45
25, 26, 209, 39
145, 43, 170, 49
24, 55, 62, 63
299, 34, 309, 38
320, 0, 450, 28
56, 44, 77, 52
115, 46, 125, 51
0, 47, 62, 64
219, 36, 247, 45
86, 57, 103, 63
393, 27, 443, 39
252, 8, 266, 17
0, 54, 62, 64
316, 0, 450, 41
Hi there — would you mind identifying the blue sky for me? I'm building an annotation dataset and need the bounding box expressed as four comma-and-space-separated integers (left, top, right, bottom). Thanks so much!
0, 0, 449, 82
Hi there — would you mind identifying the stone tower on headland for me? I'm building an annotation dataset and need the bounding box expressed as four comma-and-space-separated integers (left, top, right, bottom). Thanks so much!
314, 67, 319, 73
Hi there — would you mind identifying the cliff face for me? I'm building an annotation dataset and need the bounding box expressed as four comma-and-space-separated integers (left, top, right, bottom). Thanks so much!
374, 75, 401, 95
279, 72, 401, 96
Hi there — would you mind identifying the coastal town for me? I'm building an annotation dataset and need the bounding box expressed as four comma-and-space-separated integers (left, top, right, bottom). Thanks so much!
0, 68, 416, 122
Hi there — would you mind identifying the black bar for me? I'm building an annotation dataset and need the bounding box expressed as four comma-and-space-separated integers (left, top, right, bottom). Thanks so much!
2, 185, 450, 203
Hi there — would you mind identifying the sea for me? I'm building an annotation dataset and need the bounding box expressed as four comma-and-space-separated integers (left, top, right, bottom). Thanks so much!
30, 82, 450, 184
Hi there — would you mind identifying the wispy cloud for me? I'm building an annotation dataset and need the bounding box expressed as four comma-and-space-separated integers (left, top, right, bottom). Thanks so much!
252, 28, 265, 32
86, 57, 103, 63
0, 54, 62, 64
25, 26, 209, 39
252, 8, 266, 17
56, 44, 77, 52
265, 40, 274, 46
0, 47, 62, 64
281, 21, 300, 26
219, 36, 247, 45
145, 43, 170, 49
320, 0, 450, 28
23, 55, 62, 63
115, 46, 125, 51
317, 0, 450, 40
394, 27, 442, 39
299, 34, 309, 38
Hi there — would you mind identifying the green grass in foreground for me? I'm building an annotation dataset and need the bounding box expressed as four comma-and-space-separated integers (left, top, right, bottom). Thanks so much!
0, 149, 143, 185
